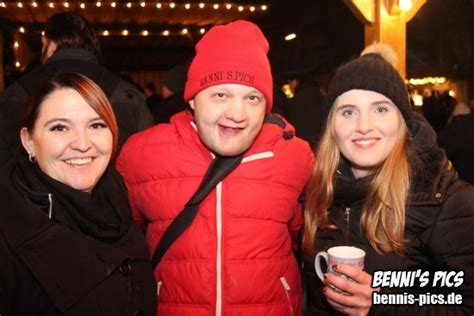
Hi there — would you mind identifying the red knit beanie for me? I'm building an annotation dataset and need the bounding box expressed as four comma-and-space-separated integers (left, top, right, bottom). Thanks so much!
184, 20, 273, 112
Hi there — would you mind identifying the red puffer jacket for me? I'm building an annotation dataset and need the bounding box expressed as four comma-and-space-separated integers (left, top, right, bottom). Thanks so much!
117, 111, 314, 316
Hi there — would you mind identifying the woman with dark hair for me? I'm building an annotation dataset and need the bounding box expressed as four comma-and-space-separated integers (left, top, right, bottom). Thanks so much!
0, 73, 156, 315
303, 43, 474, 315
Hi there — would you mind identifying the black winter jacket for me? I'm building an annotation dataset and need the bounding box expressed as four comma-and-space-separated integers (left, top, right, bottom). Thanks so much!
438, 113, 474, 185
0, 156, 157, 315
0, 48, 153, 165
304, 114, 474, 315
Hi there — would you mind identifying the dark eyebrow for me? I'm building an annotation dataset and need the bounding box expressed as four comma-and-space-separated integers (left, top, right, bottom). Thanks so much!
43, 118, 70, 127
335, 104, 356, 110
372, 100, 394, 106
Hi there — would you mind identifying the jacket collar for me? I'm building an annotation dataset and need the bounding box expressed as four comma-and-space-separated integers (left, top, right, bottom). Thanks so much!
47, 48, 98, 64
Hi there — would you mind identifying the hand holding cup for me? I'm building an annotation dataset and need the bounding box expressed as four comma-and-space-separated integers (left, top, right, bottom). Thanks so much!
314, 246, 366, 311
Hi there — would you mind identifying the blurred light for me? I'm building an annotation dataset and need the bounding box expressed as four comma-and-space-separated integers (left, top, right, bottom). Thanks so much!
238, 5, 244, 11
399, 0, 412, 12
408, 76, 447, 85
41, 30, 45, 36
142, 30, 149, 36
156, 3, 161, 8
17, 2, 23, 8
48, 2, 54, 8
261, 5, 267, 11
225, 3, 231, 9
111, 2, 116, 7
80, 2, 85, 8
19, 26, 25, 33
200, 28, 205, 34
213, 4, 219, 9
126, 2, 132, 8
96, 1, 101, 7
250, 6, 255, 12
14, 41, 19, 48
140, 2, 145, 7
63, 2, 69, 7
122, 29, 129, 36
285, 33, 296, 41
282, 84, 294, 99
199, 3, 204, 8
181, 28, 188, 35
102, 30, 109, 36
0, 2, 6, 8
15, 61, 21, 68
449, 90, 456, 97
185, 3, 190, 9
169, 2, 175, 8
412, 93, 423, 106
163, 30, 170, 36
32, 1, 37, 7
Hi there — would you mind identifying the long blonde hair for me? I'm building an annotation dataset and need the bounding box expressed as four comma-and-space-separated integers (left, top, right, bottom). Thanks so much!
303, 103, 410, 256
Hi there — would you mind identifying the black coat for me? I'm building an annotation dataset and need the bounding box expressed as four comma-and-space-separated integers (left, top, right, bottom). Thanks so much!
0, 157, 157, 315
0, 48, 154, 165
438, 113, 474, 185
304, 114, 474, 315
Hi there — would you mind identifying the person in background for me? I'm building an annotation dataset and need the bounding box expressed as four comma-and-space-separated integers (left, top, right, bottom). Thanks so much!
0, 11, 153, 166
153, 64, 187, 124
117, 20, 314, 315
285, 69, 325, 149
438, 109, 474, 185
143, 82, 162, 114
303, 43, 474, 315
0, 73, 156, 315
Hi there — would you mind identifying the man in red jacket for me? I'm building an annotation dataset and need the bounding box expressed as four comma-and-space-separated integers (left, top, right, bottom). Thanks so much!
117, 20, 314, 315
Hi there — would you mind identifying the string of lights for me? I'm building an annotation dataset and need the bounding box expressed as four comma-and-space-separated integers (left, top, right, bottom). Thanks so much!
0, 1, 268, 12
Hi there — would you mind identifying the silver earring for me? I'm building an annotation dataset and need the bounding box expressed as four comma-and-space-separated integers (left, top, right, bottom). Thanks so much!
28, 153, 36, 163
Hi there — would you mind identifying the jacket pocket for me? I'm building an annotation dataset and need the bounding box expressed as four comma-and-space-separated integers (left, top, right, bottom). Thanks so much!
280, 277, 294, 316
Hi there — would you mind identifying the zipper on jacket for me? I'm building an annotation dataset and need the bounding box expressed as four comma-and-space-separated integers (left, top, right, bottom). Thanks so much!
344, 207, 351, 242
48, 193, 54, 219
215, 182, 223, 316
279, 277, 293, 316
214, 151, 274, 316
157, 280, 163, 297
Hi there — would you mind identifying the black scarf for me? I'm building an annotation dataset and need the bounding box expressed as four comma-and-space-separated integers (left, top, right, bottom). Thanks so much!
11, 153, 131, 241
333, 158, 372, 207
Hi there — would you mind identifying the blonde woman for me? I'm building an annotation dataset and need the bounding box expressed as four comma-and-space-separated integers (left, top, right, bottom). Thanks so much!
303, 43, 474, 315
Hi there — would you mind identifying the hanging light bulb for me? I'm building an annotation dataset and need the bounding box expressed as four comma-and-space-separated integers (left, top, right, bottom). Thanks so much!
199, 3, 204, 8
111, 2, 116, 7
184, 3, 190, 9
261, 5, 267, 11
122, 29, 129, 36
103, 30, 109, 36
80, 2, 85, 9
238, 6, 244, 12
399, 0, 412, 11
156, 3, 161, 8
